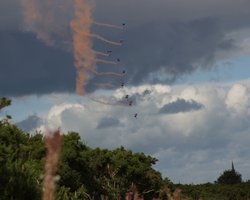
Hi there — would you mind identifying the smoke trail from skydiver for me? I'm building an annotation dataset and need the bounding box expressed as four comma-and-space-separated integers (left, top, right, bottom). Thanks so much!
93, 21, 124, 30
70, 0, 125, 96
21, 0, 125, 97
87, 94, 132, 107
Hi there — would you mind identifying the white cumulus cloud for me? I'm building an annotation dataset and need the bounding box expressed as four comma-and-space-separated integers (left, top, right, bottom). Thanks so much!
30, 81, 250, 183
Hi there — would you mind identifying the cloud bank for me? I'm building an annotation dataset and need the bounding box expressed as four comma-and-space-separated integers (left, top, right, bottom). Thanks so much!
159, 98, 204, 114
27, 81, 250, 183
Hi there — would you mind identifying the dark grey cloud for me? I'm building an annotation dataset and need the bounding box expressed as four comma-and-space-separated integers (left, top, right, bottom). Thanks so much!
0, 0, 21, 31
96, 117, 123, 129
94, 0, 250, 30
15, 114, 43, 132
89, 0, 250, 88
103, 18, 233, 85
0, 31, 75, 96
1, 0, 250, 96
159, 98, 204, 114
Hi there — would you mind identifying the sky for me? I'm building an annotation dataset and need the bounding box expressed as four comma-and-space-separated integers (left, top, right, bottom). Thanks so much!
1, 0, 250, 184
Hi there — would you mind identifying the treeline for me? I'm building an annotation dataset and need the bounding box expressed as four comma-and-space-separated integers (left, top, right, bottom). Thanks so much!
0, 116, 173, 199
178, 182, 250, 200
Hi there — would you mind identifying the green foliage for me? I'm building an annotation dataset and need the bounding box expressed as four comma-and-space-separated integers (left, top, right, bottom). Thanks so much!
179, 182, 250, 200
0, 119, 43, 200
0, 116, 165, 199
57, 186, 92, 200
0, 97, 11, 110
83, 146, 163, 199
217, 169, 242, 185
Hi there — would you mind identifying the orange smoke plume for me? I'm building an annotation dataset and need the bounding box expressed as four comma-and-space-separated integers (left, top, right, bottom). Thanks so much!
71, 0, 96, 96
21, 0, 41, 27
21, 0, 59, 46
71, 0, 124, 95
42, 130, 63, 200
22, 0, 124, 95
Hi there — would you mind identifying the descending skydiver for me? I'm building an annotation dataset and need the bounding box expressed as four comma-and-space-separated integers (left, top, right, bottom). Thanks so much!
106, 50, 112, 56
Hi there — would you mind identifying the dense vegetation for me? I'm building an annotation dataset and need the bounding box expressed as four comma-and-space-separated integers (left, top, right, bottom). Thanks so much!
0, 122, 171, 199
179, 182, 250, 200
0, 97, 250, 200
0, 98, 171, 199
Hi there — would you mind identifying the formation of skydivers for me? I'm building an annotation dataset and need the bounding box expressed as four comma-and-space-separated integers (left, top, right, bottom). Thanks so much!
121, 73, 137, 118
105, 23, 138, 118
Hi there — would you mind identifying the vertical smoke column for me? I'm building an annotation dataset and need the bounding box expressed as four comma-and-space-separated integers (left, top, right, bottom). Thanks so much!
42, 130, 63, 200
70, 0, 96, 96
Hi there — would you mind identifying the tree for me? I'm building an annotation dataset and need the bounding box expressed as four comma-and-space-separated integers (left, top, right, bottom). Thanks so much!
216, 162, 242, 184
0, 115, 43, 199
0, 97, 11, 110
84, 146, 163, 199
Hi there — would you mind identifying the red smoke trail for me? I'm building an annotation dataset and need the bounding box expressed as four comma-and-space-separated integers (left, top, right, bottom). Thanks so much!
71, 0, 124, 95
94, 58, 118, 65
90, 33, 122, 46
21, 0, 41, 26
70, 0, 96, 96
93, 50, 111, 57
73, 29, 122, 45
21, 0, 124, 96
21, 0, 56, 46
93, 21, 124, 30
94, 71, 125, 77
21, 0, 73, 50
